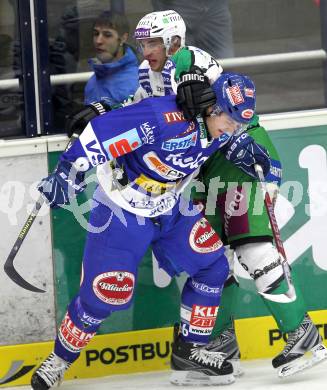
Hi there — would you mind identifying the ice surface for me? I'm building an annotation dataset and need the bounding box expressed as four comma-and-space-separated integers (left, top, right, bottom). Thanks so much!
8, 358, 327, 390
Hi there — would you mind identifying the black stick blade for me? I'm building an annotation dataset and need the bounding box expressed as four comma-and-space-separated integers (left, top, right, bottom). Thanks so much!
4, 262, 45, 293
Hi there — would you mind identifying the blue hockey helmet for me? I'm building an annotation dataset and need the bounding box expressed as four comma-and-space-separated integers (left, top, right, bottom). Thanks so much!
211, 73, 256, 124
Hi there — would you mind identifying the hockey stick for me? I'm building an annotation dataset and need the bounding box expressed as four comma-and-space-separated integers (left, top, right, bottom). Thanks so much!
255, 164, 297, 303
4, 134, 79, 293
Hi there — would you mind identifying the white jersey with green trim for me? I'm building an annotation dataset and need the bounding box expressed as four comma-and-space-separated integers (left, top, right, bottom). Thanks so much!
131, 46, 223, 104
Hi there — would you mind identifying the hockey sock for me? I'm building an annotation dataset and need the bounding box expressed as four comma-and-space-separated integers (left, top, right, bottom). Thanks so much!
179, 254, 229, 344
210, 276, 239, 339
54, 296, 106, 363
261, 272, 306, 333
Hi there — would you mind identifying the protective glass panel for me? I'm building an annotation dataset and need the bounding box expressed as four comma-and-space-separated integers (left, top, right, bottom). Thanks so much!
0, 0, 24, 138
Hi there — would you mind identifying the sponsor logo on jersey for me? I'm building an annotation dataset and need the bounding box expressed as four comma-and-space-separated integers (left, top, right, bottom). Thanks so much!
80, 123, 107, 166
163, 111, 186, 123
241, 109, 254, 120
58, 313, 96, 353
226, 85, 244, 106
143, 151, 185, 180
139, 122, 155, 144
103, 128, 142, 159
127, 193, 179, 215
165, 152, 208, 169
134, 174, 175, 195
93, 271, 135, 305
162, 132, 198, 151
149, 195, 179, 217
189, 217, 223, 253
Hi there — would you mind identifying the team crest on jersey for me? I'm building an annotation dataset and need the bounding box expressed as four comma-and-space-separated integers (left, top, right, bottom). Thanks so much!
93, 271, 135, 305
226, 85, 244, 106
103, 128, 142, 159
189, 218, 223, 253
162, 132, 198, 151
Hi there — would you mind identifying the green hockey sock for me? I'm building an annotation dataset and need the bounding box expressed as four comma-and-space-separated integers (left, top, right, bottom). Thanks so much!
211, 277, 239, 339
262, 272, 306, 333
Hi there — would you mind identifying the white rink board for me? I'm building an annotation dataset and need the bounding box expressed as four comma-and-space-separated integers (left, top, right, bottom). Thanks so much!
0, 152, 56, 345
6, 358, 327, 390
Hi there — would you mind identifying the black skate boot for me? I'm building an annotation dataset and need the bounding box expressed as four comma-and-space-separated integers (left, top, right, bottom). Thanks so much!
205, 325, 243, 377
272, 314, 327, 377
170, 324, 235, 386
31, 352, 71, 389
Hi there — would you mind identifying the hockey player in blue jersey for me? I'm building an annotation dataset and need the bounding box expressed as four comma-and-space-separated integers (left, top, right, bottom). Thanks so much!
30, 73, 270, 389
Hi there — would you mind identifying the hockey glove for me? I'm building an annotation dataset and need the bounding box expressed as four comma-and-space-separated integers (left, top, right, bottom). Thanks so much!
65, 101, 111, 137
224, 132, 271, 179
176, 71, 216, 121
37, 160, 86, 208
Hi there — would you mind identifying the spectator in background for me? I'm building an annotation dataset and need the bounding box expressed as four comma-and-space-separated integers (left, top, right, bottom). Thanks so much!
84, 10, 139, 106
151, 0, 234, 58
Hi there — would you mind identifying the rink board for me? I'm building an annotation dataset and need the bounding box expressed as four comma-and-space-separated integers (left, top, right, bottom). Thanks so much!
0, 309, 326, 387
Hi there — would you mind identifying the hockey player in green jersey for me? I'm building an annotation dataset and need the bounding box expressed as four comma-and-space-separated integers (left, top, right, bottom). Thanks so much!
133, 10, 327, 378
66, 9, 327, 379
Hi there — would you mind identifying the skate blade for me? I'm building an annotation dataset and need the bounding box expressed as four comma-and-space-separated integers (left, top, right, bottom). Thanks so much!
170, 370, 235, 386
230, 359, 244, 377
278, 343, 327, 378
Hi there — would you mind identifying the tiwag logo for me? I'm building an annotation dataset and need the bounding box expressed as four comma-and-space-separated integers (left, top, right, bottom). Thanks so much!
0, 361, 35, 385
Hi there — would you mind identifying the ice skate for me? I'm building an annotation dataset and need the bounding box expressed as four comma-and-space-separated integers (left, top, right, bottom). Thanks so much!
30, 352, 71, 389
205, 325, 244, 377
170, 324, 235, 386
272, 314, 327, 377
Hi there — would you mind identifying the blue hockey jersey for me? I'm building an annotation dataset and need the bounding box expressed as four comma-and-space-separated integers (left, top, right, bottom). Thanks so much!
62, 95, 231, 217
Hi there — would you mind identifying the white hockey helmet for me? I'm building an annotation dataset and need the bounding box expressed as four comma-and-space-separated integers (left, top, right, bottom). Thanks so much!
134, 10, 186, 49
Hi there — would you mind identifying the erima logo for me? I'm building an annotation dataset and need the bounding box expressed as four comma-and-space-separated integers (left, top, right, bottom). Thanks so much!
0, 360, 35, 385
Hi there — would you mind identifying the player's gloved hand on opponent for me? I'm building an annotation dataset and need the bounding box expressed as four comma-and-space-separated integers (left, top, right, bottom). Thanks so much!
176, 71, 216, 121
65, 101, 111, 137
37, 160, 86, 208
224, 132, 271, 179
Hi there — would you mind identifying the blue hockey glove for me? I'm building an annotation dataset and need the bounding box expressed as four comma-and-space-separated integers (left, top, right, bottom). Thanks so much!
224, 132, 270, 178
37, 160, 86, 208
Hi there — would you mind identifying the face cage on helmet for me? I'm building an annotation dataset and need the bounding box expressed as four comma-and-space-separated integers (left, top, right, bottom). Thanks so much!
208, 104, 248, 135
